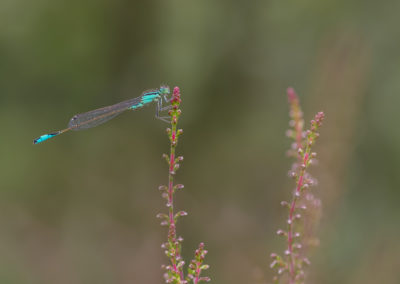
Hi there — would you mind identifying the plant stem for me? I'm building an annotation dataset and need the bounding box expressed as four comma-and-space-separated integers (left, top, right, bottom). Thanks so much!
160, 86, 209, 284
159, 86, 185, 284
168, 121, 184, 282
287, 152, 309, 283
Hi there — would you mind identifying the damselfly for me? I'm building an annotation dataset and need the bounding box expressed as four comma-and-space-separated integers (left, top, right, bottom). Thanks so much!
33, 86, 171, 144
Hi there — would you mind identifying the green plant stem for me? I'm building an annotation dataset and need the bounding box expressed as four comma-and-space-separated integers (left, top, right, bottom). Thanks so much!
168, 125, 184, 282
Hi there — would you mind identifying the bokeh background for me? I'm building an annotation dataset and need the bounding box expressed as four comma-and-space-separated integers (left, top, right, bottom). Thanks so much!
1, 0, 399, 283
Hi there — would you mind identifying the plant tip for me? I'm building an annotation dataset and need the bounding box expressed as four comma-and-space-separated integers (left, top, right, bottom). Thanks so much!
286, 87, 298, 102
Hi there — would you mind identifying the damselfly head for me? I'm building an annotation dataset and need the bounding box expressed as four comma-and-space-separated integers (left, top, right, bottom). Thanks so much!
159, 85, 170, 98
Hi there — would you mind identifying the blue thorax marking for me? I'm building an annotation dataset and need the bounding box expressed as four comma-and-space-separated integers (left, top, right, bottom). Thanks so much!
129, 91, 160, 110
141, 93, 160, 103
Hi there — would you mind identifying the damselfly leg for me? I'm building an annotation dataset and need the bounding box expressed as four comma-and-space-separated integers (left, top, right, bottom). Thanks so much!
155, 97, 172, 122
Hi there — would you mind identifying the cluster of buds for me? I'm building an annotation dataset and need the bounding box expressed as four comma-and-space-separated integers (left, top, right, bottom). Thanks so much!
271, 88, 325, 284
187, 243, 210, 284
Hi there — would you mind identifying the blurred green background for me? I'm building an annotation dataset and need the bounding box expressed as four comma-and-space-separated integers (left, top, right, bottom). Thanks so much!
1, 0, 399, 283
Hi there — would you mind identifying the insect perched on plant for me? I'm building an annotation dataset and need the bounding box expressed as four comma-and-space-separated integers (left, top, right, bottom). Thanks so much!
33, 86, 171, 144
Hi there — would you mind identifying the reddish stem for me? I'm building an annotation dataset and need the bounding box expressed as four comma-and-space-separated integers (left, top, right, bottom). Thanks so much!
194, 262, 201, 284
287, 145, 311, 283
286, 87, 306, 283
168, 128, 185, 281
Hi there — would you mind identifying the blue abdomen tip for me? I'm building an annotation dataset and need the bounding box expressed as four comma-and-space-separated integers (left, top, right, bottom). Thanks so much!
33, 132, 59, 144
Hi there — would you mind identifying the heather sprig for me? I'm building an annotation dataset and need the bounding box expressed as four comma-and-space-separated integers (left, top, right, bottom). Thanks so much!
187, 243, 210, 284
270, 88, 325, 284
158, 87, 210, 284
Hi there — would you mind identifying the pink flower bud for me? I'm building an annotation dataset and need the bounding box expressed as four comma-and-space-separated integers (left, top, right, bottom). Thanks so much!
287, 87, 298, 102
